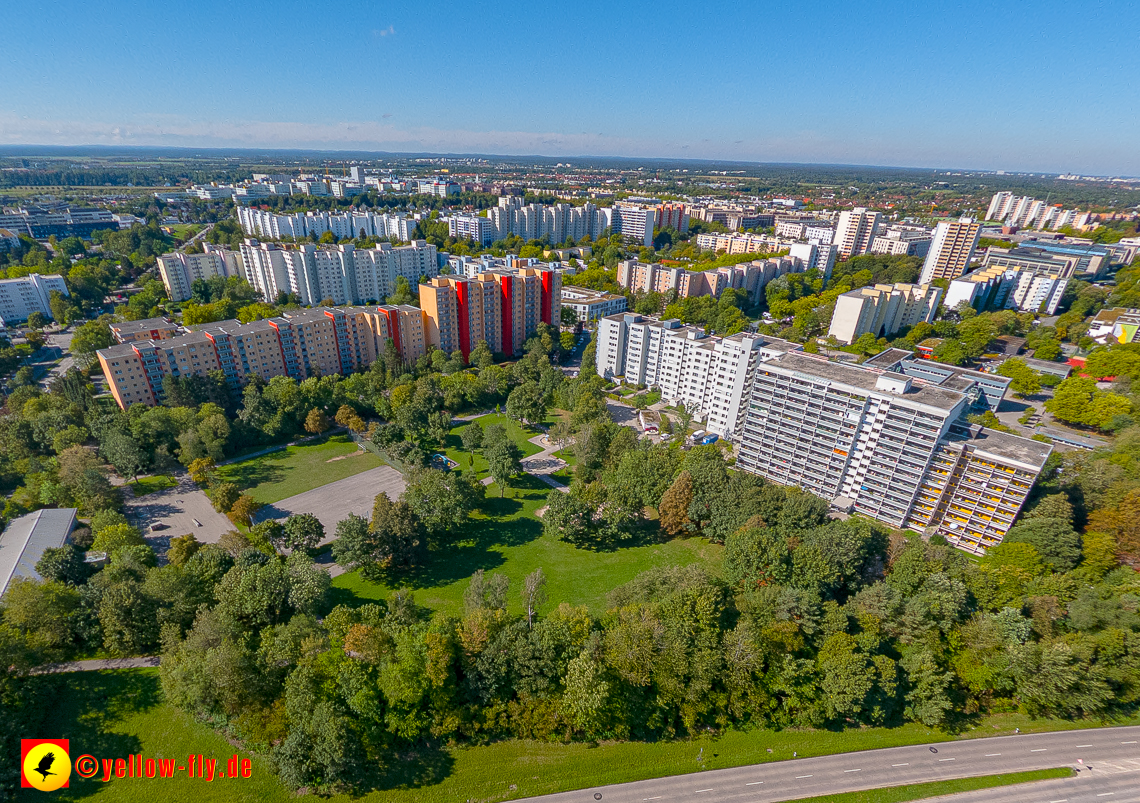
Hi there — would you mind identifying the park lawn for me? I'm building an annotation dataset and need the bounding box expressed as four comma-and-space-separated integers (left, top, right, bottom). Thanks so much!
214, 435, 382, 504
130, 475, 176, 497
331, 467, 722, 617
789, 769, 1074, 803
35, 671, 1107, 803
444, 414, 544, 481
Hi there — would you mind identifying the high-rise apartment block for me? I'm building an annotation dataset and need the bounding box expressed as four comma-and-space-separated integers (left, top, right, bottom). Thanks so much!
419, 265, 560, 357
157, 251, 239, 301
945, 265, 1069, 316
834, 208, 882, 258
827, 283, 942, 345
98, 305, 425, 409
656, 203, 689, 233
236, 207, 419, 242
919, 217, 982, 284
616, 256, 805, 306
237, 239, 439, 305
735, 352, 1049, 553
985, 192, 1093, 231
485, 197, 612, 244
449, 214, 497, 246
595, 312, 800, 440
0, 273, 69, 325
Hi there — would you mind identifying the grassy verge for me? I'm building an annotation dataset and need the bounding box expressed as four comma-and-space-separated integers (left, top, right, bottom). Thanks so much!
130, 475, 176, 497
788, 768, 1073, 803
35, 672, 1105, 803
445, 414, 543, 479
214, 434, 382, 504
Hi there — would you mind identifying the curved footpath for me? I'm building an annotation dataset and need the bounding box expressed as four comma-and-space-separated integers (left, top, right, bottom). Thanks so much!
515, 726, 1140, 803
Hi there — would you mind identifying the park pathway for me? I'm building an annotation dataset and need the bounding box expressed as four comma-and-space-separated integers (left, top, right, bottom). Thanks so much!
33, 656, 159, 674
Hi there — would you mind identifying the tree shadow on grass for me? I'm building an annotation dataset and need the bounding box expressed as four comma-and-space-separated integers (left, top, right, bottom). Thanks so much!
329, 474, 550, 605
359, 741, 456, 795
40, 671, 159, 800
218, 455, 290, 493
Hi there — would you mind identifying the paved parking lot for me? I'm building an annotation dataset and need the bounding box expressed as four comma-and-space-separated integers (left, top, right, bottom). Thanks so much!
125, 474, 233, 549
252, 465, 407, 544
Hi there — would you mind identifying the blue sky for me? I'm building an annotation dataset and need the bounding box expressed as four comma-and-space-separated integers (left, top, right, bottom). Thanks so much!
3, 1, 1139, 174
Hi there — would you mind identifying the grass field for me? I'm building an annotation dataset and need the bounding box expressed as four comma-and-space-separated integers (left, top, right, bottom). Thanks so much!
443, 414, 545, 479
130, 475, 176, 497
789, 768, 1073, 803
215, 435, 382, 505
33, 670, 1104, 803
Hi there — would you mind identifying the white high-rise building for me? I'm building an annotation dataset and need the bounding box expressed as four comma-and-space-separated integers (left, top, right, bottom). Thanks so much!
236, 207, 419, 242
827, 283, 942, 345
237, 239, 439, 305
157, 252, 237, 301
594, 312, 800, 440
0, 273, 69, 324
834, 208, 882, 258
612, 203, 657, 246
919, 217, 982, 284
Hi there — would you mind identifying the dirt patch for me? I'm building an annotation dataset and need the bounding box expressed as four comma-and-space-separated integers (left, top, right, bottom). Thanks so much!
326, 451, 364, 463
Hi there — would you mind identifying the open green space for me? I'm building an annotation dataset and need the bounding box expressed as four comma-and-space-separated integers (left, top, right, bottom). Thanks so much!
789, 768, 1073, 803
129, 474, 176, 497
331, 466, 720, 616
443, 413, 544, 478
32, 670, 1101, 803
214, 434, 382, 504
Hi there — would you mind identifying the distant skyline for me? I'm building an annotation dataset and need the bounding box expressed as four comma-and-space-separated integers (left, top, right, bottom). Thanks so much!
3, 1, 1139, 175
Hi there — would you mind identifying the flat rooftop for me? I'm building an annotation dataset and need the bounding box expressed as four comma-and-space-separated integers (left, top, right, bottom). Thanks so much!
953, 427, 1053, 470
110, 317, 177, 334
764, 352, 967, 411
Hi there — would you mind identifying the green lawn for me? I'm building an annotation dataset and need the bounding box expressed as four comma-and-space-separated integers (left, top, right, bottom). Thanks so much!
445, 414, 544, 478
32, 670, 1102, 803
130, 475, 176, 497
214, 435, 382, 504
789, 769, 1073, 803
331, 464, 720, 615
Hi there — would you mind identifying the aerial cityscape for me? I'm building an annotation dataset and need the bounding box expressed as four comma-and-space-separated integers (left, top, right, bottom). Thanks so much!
2, 2, 1140, 803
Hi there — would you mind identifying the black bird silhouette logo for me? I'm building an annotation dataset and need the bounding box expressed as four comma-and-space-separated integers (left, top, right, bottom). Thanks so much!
34, 752, 56, 781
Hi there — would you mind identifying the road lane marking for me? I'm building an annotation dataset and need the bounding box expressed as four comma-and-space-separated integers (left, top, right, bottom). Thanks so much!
1049, 799, 1068, 802
939, 758, 955, 762
644, 798, 661, 801
1096, 793, 1114, 797
795, 775, 813, 779
892, 763, 909, 767
694, 790, 713, 794
985, 753, 1001, 756
746, 782, 763, 786
844, 769, 861, 773
1077, 745, 1093, 748
1123, 741, 1138, 745
1031, 748, 1047, 752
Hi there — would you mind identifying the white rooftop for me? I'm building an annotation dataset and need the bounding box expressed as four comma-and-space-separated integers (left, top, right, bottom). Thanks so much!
0, 508, 77, 596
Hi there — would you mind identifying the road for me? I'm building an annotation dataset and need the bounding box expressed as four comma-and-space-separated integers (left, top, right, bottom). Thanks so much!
514, 727, 1140, 803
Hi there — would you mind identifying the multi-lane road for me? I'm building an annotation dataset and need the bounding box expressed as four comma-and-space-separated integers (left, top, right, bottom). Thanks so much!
516, 727, 1140, 803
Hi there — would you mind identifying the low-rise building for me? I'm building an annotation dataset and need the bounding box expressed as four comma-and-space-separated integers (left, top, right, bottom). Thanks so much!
560, 286, 627, 322
0, 508, 78, 596
1088, 307, 1140, 344
110, 317, 181, 344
